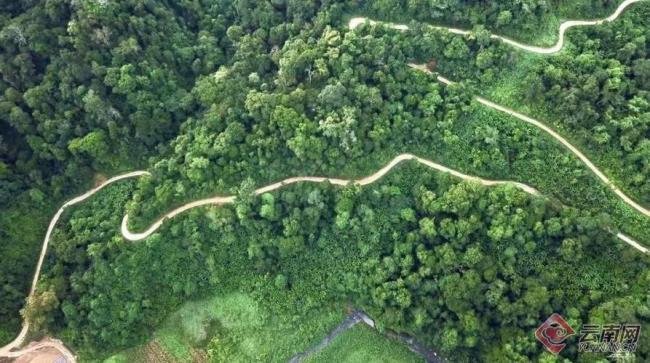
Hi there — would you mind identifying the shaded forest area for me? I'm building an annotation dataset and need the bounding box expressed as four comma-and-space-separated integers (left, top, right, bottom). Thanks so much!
1, 0, 649, 361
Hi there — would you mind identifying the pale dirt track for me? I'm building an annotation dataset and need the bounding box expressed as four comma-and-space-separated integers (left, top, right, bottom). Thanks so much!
0, 171, 149, 362
350, 4, 650, 219
2, 1, 649, 360
120, 153, 539, 241
4, 338, 75, 363
120, 154, 647, 254
123, 0, 650, 244
409, 64, 650, 220
348, 0, 645, 54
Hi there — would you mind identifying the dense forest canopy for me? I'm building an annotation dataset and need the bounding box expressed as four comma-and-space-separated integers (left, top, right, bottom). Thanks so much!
405, 3, 650, 207
34, 166, 650, 361
1, 0, 649, 361
356, 0, 623, 43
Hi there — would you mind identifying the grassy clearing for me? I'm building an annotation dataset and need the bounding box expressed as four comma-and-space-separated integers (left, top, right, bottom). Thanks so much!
103, 290, 346, 363
102, 293, 424, 363
482, 52, 540, 109
305, 325, 424, 363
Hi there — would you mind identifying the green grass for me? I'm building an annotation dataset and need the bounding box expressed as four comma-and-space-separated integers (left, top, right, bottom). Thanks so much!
104, 294, 424, 363
156, 329, 192, 361
104, 290, 346, 363
156, 292, 264, 361
305, 325, 424, 363
101, 353, 128, 363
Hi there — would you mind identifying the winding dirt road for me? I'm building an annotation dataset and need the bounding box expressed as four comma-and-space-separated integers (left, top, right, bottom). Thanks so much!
409, 64, 650, 219
0, 171, 149, 362
2, 2, 649, 361
349, 0, 645, 54
121, 153, 539, 241
122, 0, 650, 246
2, 156, 646, 361
119, 153, 647, 254
350, 2, 650, 217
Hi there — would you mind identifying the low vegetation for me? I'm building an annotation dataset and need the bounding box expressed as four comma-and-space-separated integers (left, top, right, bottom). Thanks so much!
305, 325, 423, 363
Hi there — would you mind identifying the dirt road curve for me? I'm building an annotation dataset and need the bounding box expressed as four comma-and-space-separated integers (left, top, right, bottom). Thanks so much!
0, 171, 149, 362
120, 153, 539, 241
351, 5, 650, 219
120, 153, 648, 255
409, 64, 650, 219
124, 0, 650, 245
3, 338, 76, 363
2, 2, 649, 360
349, 0, 645, 54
